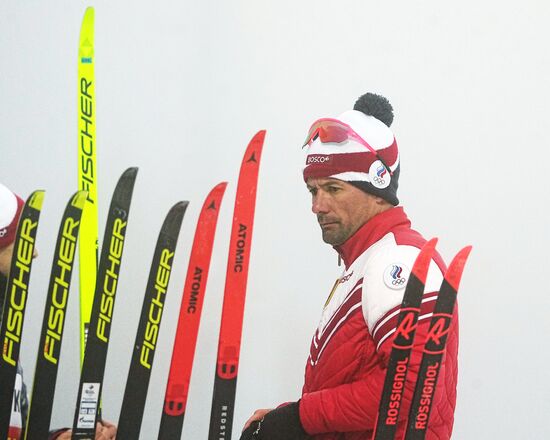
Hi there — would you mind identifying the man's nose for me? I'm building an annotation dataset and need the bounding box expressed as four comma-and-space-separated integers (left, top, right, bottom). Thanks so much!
312, 192, 329, 214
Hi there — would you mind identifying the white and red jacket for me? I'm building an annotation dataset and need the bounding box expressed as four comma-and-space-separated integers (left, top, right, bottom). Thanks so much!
6, 363, 27, 440
299, 207, 458, 440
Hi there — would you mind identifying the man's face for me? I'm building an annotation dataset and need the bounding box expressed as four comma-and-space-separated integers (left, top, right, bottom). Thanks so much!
0, 241, 38, 277
0, 242, 14, 277
306, 177, 381, 246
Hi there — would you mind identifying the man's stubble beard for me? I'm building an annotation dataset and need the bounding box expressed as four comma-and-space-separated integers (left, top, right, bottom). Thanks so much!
321, 224, 352, 246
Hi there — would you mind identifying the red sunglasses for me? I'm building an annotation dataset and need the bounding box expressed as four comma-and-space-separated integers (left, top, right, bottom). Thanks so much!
303, 118, 393, 176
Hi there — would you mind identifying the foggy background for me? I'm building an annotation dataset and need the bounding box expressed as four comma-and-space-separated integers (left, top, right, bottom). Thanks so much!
1, 1, 548, 438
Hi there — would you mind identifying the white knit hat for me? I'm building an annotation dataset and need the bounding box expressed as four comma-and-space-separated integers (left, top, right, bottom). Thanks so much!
303, 93, 400, 205
0, 183, 24, 249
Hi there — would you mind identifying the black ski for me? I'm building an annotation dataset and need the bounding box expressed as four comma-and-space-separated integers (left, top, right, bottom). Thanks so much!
71, 167, 137, 439
117, 201, 188, 438
0, 190, 45, 439
403, 245, 472, 440
24, 190, 87, 439
373, 238, 438, 440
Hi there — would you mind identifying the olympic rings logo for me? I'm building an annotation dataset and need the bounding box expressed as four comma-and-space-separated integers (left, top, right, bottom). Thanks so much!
392, 277, 406, 286
373, 175, 386, 186
385, 263, 409, 290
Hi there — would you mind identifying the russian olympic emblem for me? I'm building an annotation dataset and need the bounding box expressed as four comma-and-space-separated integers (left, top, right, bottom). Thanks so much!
383, 263, 410, 290
369, 160, 391, 189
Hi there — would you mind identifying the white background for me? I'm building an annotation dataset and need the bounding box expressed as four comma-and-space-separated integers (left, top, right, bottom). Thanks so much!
1, 1, 549, 439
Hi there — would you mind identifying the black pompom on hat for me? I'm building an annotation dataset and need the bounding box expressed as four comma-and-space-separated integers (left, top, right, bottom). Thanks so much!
354, 92, 394, 127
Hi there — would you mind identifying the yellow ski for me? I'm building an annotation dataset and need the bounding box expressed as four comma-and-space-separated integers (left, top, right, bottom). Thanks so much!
77, 6, 98, 365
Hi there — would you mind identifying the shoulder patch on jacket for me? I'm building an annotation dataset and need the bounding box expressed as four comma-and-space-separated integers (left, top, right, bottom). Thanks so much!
383, 263, 409, 290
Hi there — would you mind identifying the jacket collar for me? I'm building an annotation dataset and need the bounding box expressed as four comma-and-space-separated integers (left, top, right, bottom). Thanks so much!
334, 207, 411, 269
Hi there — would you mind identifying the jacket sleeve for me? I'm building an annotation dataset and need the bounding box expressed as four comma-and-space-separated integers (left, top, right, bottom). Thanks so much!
299, 317, 448, 434
300, 244, 447, 434
18, 363, 29, 438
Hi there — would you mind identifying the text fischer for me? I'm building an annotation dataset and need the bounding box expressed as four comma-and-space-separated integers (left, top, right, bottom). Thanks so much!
79, 78, 95, 203
44, 217, 80, 364
140, 248, 174, 369
96, 218, 125, 342
3, 218, 36, 366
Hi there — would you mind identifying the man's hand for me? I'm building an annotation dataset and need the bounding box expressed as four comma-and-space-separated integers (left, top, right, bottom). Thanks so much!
96, 420, 116, 439
242, 408, 272, 432
239, 403, 306, 440
54, 420, 117, 439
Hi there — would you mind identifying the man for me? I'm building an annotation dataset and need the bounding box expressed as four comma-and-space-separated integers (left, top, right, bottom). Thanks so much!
241, 93, 458, 439
0, 182, 117, 440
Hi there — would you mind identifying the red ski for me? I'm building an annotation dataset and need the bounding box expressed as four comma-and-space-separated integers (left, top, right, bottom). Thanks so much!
372, 244, 472, 440
158, 182, 227, 439
372, 238, 438, 440
403, 246, 472, 440
208, 131, 266, 440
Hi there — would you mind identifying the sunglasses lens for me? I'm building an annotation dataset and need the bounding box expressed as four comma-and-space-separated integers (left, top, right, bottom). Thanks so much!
303, 118, 391, 172
318, 125, 348, 143
304, 121, 351, 146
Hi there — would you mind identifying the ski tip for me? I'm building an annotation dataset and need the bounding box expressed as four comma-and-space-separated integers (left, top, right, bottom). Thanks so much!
202, 183, 228, 214
112, 168, 138, 203
163, 201, 188, 233
82, 7, 95, 25
72, 190, 89, 209
212, 181, 229, 194
243, 131, 266, 165
253, 129, 267, 141
411, 237, 438, 282
445, 245, 473, 291
172, 200, 190, 212
248, 129, 267, 148
28, 190, 46, 210
167, 201, 189, 221
122, 167, 139, 178
118, 167, 139, 186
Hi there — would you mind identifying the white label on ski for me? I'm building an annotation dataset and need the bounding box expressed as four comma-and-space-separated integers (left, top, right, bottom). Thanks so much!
76, 382, 100, 429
